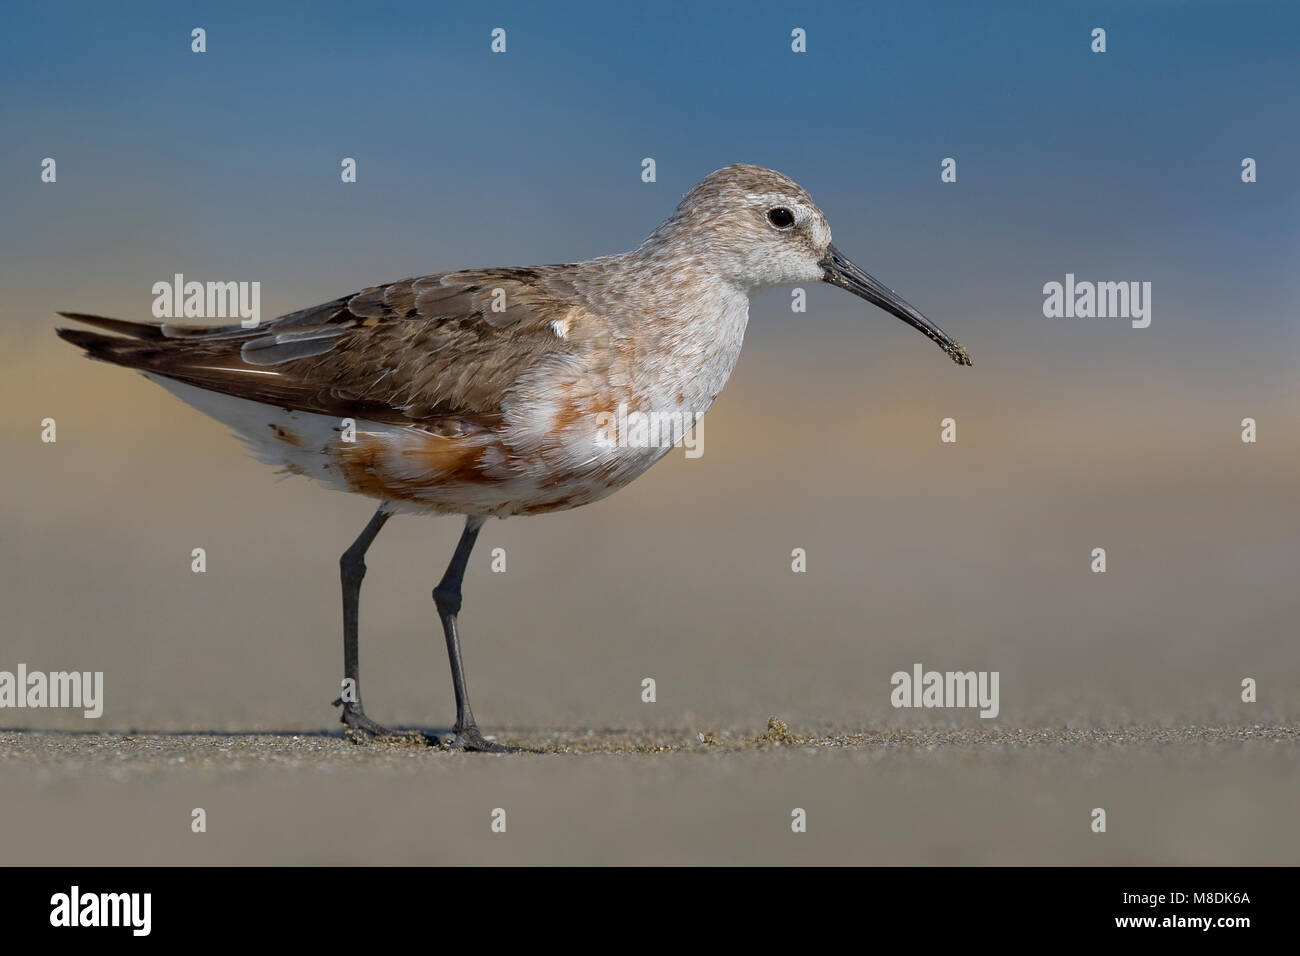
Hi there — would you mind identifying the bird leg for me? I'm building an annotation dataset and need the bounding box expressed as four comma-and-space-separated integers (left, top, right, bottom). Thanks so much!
332, 506, 406, 740
432, 516, 508, 751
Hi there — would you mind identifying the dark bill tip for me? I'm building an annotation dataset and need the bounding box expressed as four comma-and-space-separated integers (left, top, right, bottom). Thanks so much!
819, 244, 972, 366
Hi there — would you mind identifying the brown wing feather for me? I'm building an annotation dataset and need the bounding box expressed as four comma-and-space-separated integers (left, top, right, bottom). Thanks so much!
57, 269, 588, 428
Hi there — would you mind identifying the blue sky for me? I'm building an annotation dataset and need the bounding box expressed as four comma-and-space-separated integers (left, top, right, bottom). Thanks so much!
3, 0, 1297, 381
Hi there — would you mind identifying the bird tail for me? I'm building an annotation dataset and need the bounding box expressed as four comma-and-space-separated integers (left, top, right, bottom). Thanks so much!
54, 312, 239, 370
55, 312, 167, 340
54, 314, 162, 370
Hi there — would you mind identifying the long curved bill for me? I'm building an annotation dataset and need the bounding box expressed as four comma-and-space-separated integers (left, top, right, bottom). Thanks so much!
819, 244, 972, 366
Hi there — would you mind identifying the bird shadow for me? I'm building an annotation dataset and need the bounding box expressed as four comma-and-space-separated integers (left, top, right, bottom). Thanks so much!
0, 725, 539, 753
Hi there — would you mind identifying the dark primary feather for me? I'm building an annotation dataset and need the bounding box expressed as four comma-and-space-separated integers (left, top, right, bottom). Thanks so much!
55, 312, 168, 340
56, 270, 593, 428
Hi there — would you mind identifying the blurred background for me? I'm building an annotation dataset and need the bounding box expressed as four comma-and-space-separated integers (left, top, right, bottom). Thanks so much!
1, 0, 1298, 864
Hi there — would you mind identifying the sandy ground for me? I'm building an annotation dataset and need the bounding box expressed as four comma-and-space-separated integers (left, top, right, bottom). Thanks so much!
5, 323, 1300, 866
3, 722, 1297, 865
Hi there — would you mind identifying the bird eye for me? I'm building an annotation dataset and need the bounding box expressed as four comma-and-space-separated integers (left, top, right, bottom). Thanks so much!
766, 207, 795, 229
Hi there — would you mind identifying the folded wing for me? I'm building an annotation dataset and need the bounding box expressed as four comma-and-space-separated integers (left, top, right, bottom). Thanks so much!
56, 269, 587, 428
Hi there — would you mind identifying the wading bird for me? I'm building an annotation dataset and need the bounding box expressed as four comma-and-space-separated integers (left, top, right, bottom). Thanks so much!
58, 164, 970, 750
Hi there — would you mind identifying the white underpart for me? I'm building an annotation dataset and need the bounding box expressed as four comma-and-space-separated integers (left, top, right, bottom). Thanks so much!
508, 282, 751, 501
145, 373, 376, 481
145, 375, 513, 515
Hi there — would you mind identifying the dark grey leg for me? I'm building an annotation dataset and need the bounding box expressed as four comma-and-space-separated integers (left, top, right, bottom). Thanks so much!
433, 515, 505, 751
332, 506, 399, 738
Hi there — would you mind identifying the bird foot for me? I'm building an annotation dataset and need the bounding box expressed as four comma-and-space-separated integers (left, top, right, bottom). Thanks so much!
436, 725, 513, 753
333, 699, 424, 744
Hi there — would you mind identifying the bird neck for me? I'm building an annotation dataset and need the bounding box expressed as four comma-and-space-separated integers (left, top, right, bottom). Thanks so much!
589, 248, 751, 416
